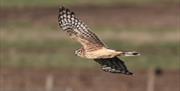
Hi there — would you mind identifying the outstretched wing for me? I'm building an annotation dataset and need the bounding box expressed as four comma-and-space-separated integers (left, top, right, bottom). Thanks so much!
94, 57, 133, 75
58, 6, 105, 51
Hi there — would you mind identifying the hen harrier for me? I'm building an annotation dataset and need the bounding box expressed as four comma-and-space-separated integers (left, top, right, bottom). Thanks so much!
58, 6, 140, 75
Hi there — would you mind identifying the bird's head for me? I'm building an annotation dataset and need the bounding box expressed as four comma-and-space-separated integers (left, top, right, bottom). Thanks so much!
75, 48, 84, 57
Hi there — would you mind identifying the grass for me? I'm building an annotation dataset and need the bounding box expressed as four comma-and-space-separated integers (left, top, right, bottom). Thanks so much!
1, 22, 179, 70
0, 0, 179, 7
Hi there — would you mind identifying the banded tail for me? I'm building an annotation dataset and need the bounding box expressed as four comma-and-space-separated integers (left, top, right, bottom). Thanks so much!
122, 51, 140, 56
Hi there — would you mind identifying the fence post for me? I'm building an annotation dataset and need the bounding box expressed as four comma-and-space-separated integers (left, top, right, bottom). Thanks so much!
147, 68, 155, 91
45, 74, 54, 91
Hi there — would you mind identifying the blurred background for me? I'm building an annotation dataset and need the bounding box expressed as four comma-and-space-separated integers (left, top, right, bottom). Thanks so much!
0, 0, 179, 91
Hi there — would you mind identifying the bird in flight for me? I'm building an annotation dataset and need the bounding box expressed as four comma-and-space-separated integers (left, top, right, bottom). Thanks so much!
58, 6, 140, 75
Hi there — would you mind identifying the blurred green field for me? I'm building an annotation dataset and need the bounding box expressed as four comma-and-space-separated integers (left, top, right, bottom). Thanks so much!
0, 0, 180, 7
1, 20, 179, 70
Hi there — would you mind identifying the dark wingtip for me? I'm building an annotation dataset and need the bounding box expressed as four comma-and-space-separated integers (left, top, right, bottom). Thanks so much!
125, 71, 133, 75
59, 6, 72, 14
117, 70, 133, 75
59, 6, 65, 12
70, 11, 74, 15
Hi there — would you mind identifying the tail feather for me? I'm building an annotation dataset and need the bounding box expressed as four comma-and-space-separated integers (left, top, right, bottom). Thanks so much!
94, 57, 133, 75
123, 51, 140, 56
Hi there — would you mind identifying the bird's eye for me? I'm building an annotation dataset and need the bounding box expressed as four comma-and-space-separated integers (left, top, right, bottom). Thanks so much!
78, 50, 81, 53
75, 49, 81, 55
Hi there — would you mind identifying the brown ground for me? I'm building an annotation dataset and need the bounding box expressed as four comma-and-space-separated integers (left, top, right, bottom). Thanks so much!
0, 68, 180, 91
